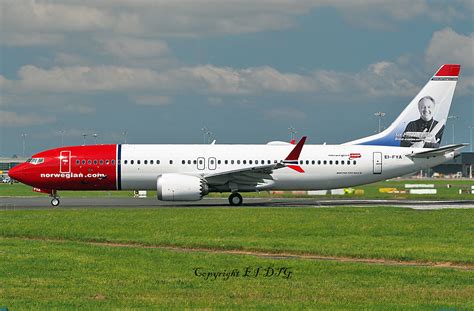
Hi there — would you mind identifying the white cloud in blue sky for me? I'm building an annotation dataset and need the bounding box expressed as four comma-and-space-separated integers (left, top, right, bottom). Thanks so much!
0, 0, 473, 155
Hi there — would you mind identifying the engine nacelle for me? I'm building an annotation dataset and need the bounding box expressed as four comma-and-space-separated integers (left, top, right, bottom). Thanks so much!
157, 173, 209, 201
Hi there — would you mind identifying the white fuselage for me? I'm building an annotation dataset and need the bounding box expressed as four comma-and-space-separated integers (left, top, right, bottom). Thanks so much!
120, 144, 454, 191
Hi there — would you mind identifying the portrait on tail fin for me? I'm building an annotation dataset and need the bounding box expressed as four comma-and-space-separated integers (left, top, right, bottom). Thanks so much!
399, 96, 445, 148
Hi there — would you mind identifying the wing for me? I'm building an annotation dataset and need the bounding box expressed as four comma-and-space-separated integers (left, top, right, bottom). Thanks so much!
204, 136, 307, 190
205, 163, 284, 187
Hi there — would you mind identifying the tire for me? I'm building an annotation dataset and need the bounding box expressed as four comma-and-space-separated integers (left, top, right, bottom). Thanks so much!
228, 193, 243, 206
51, 198, 60, 207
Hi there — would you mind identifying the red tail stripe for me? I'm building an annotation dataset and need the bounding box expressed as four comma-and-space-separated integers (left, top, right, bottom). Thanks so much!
435, 64, 460, 77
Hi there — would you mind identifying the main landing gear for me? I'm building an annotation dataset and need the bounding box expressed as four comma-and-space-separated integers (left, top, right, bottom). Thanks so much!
228, 192, 243, 206
50, 190, 60, 207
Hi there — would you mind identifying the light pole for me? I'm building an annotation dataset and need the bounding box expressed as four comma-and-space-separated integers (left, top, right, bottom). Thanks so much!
288, 126, 297, 142
122, 131, 128, 144
82, 133, 88, 146
201, 127, 211, 144
21, 133, 27, 157
447, 115, 458, 144
374, 112, 386, 133
92, 133, 98, 144
59, 130, 65, 146
469, 125, 474, 152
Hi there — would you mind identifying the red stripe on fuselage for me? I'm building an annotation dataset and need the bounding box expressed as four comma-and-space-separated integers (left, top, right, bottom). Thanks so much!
11, 145, 117, 190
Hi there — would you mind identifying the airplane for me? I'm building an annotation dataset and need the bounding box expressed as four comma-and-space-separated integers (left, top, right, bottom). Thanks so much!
8, 64, 466, 207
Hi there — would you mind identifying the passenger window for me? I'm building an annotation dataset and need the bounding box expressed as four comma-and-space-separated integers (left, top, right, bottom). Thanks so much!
199, 159, 203, 164
268, 160, 271, 164
243, 160, 246, 164
157, 160, 160, 164
335, 161, 338, 165
300, 160, 303, 165
341, 160, 344, 165
144, 160, 148, 164
225, 160, 228, 164
312, 160, 315, 165
249, 160, 252, 164
182, 160, 185, 165
76, 160, 80, 165
100, 160, 104, 165
231, 160, 234, 164
82, 160, 86, 165
329, 161, 333, 165
137, 160, 141, 165
218, 160, 221, 164
306, 160, 309, 165
131, 160, 134, 165
237, 160, 241, 164
124, 160, 128, 165
193, 160, 197, 164
353, 161, 357, 165
150, 160, 154, 164
188, 160, 191, 164
111, 160, 115, 165
169, 160, 173, 164
88, 160, 92, 165
323, 160, 327, 165
93, 160, 98, 165
318, 160, 321, 165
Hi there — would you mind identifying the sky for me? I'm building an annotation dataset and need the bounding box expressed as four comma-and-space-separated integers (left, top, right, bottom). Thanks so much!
0, 0, 473, 157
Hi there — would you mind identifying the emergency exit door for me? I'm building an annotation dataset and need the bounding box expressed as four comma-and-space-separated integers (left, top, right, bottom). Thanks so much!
60, 150, 71, 173
373, 152, 382, 174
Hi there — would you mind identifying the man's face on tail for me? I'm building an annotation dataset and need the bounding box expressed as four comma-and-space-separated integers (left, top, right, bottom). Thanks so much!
418, 97, 435, 122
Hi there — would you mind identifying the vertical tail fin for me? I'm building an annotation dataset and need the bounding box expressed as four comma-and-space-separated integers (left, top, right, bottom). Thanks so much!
345, 64, 460, 148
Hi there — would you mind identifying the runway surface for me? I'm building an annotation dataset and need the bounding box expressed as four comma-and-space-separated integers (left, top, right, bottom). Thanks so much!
1, 197, 474, 210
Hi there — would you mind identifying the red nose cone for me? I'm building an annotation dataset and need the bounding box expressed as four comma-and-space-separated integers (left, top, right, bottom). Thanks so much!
8, 164, 26, 183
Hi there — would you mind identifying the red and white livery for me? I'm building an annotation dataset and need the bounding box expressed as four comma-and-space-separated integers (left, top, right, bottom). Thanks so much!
9, 65, 466, 206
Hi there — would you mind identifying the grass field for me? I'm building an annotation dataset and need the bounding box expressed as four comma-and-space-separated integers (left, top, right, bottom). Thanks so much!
1, 206, 473, 309
1, 178, 473, 200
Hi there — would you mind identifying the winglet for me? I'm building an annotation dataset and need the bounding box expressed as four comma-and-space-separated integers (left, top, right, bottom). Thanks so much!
283, 136, 307, 173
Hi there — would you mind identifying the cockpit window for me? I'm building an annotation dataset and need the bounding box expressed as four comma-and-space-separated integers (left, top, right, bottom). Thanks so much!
30, 158, 45, 165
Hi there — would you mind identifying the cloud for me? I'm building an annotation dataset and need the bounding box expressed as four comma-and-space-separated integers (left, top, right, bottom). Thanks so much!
2, 0, 471, 44
1, 61, 424, 102
426, 28, 474, 69
132, 95, 172, 106
98, 36, 170, 59
0, 110, 55, 127
2, 33, 64, 47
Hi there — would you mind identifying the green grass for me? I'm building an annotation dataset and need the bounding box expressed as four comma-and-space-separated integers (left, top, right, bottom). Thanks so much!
0, 238, 472, 310
1, 207, 473, 309
1, 179, 473, 199
1, 207, 473, 264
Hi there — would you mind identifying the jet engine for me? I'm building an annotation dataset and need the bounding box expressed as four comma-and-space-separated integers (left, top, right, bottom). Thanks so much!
157, 173, 209, 201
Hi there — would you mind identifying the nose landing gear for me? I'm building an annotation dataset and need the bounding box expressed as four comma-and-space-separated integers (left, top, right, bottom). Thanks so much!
50, 190, 60, 207
228, 192, 243, 206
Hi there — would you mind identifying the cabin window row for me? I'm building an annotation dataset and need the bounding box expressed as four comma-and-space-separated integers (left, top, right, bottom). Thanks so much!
120, 159, 357, 165
300, 160, 356, 165
75, 159, 115, 165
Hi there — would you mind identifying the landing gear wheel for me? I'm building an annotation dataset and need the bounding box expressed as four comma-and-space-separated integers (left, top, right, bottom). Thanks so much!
51, 198, 60, 207
228, 192, 243, 206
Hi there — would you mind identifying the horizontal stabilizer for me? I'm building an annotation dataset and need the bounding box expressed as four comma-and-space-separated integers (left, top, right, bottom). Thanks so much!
407, 144, 467, 158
